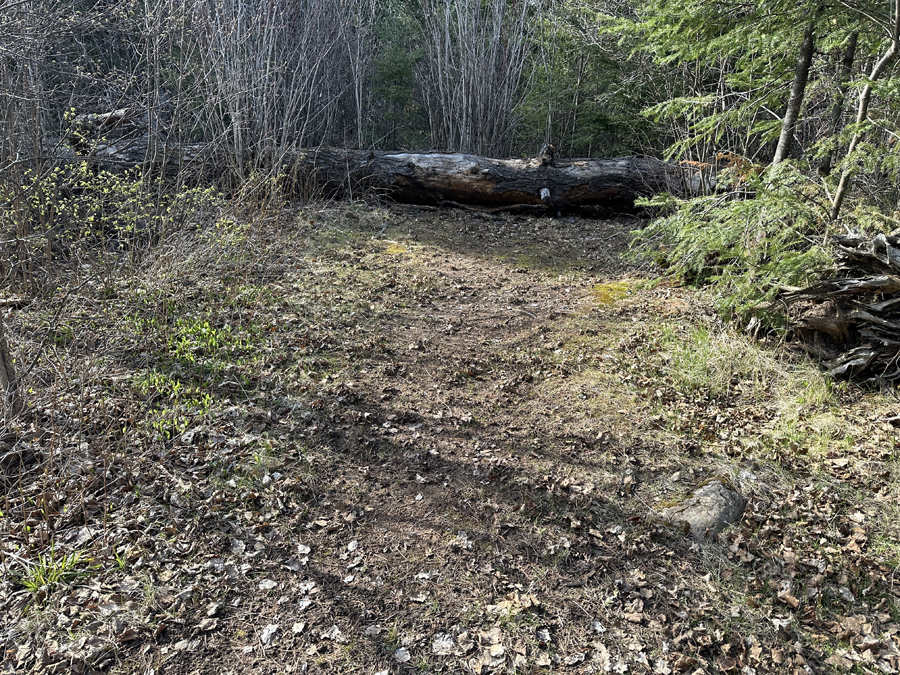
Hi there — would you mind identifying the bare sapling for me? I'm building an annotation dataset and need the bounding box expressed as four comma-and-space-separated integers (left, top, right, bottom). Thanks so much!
419, 0, 535, 157
0, 320, 20, 417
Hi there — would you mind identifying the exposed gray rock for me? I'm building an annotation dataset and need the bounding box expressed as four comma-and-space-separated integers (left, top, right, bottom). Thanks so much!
658, 476, 746, 539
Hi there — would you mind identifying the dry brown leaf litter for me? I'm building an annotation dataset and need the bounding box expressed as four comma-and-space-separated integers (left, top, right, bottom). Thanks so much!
0, 204, 898, 675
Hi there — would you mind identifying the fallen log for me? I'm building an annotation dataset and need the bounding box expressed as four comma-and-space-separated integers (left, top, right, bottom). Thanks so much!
285, 148, 702, 213
45, 130, 705, 212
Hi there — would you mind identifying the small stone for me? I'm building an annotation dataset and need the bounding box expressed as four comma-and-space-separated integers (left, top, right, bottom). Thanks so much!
260, 624, 279, 645
394, 647, 411, 663
657, 475, 746, 539
432, 633, 455, 655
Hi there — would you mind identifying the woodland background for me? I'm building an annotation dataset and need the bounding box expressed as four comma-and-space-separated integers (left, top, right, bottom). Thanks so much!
1, 0, 895, 180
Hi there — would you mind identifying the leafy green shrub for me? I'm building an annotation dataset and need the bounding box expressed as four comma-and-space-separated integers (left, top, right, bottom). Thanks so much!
635, 162, 833, 324
1, 163, 221, 285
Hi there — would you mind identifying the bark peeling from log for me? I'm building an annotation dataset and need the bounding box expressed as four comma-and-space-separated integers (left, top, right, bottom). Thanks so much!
353, 151, 695, 213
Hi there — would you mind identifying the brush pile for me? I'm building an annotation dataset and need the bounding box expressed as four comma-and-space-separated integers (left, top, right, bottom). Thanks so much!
782, 232, 900, 381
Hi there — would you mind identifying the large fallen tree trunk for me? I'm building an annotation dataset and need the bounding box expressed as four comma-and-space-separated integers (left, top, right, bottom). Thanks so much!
781, 233, 900, 381
285, 148, 703, 212
48, 132, 706, 212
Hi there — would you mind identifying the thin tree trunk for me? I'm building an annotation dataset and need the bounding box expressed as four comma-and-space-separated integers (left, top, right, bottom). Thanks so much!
831, 2, 900, 220
772, 23, 816, 165
818, 31, 858, 176
419, 0, 531, 156
0, 321, 20, 417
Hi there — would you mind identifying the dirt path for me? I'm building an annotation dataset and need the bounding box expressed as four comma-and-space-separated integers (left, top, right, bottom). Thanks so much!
2, 205, 899, 675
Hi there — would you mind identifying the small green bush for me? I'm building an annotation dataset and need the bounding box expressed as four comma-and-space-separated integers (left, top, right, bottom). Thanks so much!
635, 162, 833, 324
1, 163, 221, 280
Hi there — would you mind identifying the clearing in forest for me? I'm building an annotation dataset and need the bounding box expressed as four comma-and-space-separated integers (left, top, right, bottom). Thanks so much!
2, 204, 899, 675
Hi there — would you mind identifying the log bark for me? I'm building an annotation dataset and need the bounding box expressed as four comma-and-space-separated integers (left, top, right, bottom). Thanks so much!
284, 149, 701, 212
47, 135, 704, 213
781, 233, 900, 381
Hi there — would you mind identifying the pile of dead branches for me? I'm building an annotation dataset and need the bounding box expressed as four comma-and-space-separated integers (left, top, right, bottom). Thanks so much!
781, 233, 900, 381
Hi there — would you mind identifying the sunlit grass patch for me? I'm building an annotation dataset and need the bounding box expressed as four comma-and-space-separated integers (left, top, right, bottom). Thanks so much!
644, 321, 835, 407
383, 242, 408, 255
659, 325, 786, 399
591, 281, 630, 305
14, 547, 98, 600
869, 498, 900, 574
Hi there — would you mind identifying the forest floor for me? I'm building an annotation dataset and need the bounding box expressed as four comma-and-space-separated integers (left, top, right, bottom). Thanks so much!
2, 204, 900, 675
